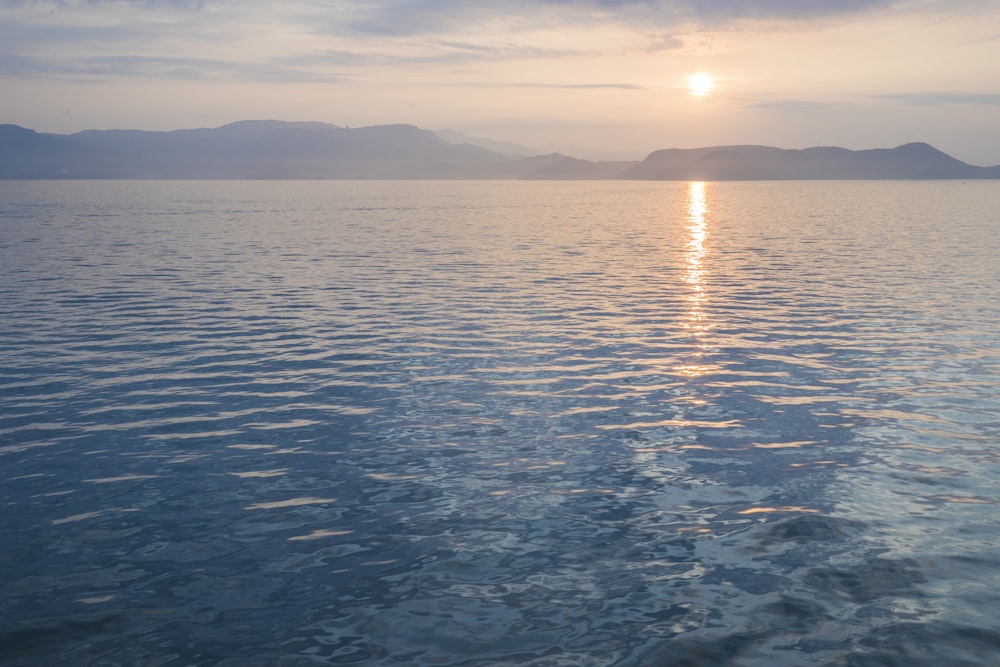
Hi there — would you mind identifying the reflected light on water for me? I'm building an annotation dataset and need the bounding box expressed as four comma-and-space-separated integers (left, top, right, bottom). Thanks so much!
5, 180, 1000, 666
681, 181, 711, 376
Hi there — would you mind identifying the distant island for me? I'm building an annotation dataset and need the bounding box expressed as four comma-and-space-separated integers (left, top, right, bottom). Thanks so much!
2, 120, 999, 180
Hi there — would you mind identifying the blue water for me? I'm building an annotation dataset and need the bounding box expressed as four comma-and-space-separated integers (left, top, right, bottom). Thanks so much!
2, 179, 1000, 666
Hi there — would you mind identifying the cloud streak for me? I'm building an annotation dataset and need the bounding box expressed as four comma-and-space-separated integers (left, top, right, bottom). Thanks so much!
384, 0, 998, 37
743, 99, 853, 113
483, 81, 645, 90
333, 0, 899, 37
878, 92, 1000, 107
0, 0, 970, 84
0, 0, 204, 7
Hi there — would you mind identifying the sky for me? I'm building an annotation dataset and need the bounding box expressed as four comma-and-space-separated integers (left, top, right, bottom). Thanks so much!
2, 0, 999, 164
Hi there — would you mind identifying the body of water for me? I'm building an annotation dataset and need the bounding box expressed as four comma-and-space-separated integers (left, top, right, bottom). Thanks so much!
2, 179, 1000, 666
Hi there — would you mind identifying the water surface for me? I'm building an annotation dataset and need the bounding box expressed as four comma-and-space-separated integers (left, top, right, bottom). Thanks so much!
2, 180, 1000, 666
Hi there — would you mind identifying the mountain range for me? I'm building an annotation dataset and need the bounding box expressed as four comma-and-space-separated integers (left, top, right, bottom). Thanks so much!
2, 120, 999, 180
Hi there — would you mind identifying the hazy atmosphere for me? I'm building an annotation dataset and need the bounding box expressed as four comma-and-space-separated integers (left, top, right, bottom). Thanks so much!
5, 5, 1000, 666
2, 0, 999, 164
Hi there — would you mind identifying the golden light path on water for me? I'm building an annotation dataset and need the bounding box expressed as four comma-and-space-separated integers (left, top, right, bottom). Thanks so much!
682, 181, 710, 377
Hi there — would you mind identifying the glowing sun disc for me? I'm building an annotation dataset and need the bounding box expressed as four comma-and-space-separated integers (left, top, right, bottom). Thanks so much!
688, 72, 714, 96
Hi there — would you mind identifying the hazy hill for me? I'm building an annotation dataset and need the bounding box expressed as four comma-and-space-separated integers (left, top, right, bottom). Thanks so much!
518, 154, 640, 179
2, 120, 999, 179
625, 143, 1000, 180
434, 129, 537, 157
0, 124, 122, 178
67, 120, 511, 179
1, 120, 511, 179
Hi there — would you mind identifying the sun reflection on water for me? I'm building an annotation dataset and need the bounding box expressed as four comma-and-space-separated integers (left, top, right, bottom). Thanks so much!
680, 181, 711, 377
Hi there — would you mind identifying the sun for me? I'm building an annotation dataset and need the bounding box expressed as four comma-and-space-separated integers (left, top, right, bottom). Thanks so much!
688, 72, 715, 96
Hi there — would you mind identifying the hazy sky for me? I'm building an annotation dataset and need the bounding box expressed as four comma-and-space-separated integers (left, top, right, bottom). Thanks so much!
2, 0, 999, 163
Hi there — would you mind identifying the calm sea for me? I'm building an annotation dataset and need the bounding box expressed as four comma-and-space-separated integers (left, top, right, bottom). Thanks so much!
2, 180, 1000, 666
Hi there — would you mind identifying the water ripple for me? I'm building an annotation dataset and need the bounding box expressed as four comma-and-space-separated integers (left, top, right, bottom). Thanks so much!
1, 180, 999, 666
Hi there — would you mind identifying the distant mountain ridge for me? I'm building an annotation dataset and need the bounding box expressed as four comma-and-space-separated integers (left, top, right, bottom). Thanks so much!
2, 120, 508, 179
2, 120, 998, 180
624, 142, 1000, 180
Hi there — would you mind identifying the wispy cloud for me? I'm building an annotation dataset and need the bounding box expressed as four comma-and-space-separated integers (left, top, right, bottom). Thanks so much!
0, 0, 205, 6
666, 0, 894, 23
0, 0, 988, 84
333, 0, 898, 36
878, 92, 1000, 106
500, 81, 644, 90
744, 99, 853, 112
645, 33, 685, 51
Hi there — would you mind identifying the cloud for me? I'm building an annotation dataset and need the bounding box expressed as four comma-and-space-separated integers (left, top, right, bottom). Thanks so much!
267, 41, 580, 73
748, 92, 1000, 114
0, 51, 222, 79
0, 51, 54, 76
645, 33, 684, 51
0, 48, 348, 82
877, 92, 1000, 106
0, 16, 157, 51
334, 0, 898, 37
744, 99, 851, 113
0, 0, 204, 7
0, 0, 986, 84
664, 0, 894, 22
0, 0, 601, 81
498, 81, 644, 90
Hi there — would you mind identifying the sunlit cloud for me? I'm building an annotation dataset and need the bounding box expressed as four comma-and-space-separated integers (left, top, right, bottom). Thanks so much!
0, 0, 988, 83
